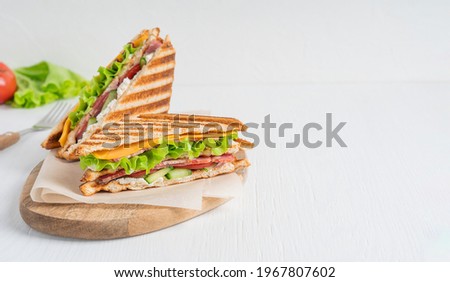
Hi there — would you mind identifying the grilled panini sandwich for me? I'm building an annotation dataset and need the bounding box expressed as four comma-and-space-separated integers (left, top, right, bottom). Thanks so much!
42, 28, 176, 161
78, 114, 252, 196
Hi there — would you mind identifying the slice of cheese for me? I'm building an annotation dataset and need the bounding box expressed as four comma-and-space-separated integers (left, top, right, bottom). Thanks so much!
58, 103, 80, 146
92, 140, 156, 160
132, 30, 150, 48
92, 132, 235, 160
92, 135, 175, 159
58, 118, 72, 146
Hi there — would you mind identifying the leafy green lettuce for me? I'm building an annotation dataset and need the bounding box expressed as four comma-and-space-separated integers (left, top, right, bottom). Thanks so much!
11, 61, 86, 108
68, 44, 137, 129
80, 134, 238, 174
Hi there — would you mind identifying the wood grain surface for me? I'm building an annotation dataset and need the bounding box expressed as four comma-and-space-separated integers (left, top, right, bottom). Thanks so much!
19, 162, 229, 240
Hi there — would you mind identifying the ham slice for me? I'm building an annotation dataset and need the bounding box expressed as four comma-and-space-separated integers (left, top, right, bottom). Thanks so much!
212, 154, 235, 163
154, 156, 212, 169
97, 169, 147, 185
75, 90, 111, 141
171, 154, 235, 169
145, 40, 162, 54
75, 114, 90, 141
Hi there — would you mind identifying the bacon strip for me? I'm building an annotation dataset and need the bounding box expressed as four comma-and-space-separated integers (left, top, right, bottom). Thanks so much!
97, 169, 127, 185
75, 90, 111, 141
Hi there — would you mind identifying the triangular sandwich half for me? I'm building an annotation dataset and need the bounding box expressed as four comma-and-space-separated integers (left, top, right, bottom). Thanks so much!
42, 28, 176, 161
77, 113, 253, 196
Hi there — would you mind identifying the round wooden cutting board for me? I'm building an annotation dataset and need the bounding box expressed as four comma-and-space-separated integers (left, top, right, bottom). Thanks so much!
19, 162, 229, 240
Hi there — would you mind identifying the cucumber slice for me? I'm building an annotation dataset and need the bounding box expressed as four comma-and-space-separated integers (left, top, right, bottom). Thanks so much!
144, 167, 173, 184
140, 57, 147, 68
101, 90, 118, 112
166, 168, 192, 180
88, 117, 97, 125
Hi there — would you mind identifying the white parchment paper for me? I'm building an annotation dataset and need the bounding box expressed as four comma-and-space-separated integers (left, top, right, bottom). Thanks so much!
30, 152, 243, 210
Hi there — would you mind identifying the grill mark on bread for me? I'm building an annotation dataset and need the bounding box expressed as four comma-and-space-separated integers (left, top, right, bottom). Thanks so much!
107, 97, 171, 121
134, 69, 174, 87
149, 54, 175, 67
119, 84, 172, 104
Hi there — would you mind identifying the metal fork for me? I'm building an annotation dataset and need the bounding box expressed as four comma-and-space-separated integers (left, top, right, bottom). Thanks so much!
0, 101, 73, 150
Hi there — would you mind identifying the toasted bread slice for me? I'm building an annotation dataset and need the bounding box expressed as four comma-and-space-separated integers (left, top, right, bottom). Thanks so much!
41, 113, 67, 149
74, 113, 247, 157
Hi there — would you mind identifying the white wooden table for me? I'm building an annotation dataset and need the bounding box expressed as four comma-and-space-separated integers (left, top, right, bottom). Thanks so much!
1, 83, 450, 261
1, 0, 450, 261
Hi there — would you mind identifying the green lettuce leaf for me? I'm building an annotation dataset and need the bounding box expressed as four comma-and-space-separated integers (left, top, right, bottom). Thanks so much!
80, 135, 238, 174
11, 61, 86, 108
68, 44, 138, 129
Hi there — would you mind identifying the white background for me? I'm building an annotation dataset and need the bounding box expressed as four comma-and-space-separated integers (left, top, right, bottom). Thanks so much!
1, 0, 450, 261
2, 0, 450, 84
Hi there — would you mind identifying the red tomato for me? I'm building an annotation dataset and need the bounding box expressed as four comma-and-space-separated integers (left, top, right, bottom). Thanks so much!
0, 62, 17, 104
125, 64, 141, 80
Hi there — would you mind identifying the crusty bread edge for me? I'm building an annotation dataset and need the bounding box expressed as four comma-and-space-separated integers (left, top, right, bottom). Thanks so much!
41, 114, 67, 149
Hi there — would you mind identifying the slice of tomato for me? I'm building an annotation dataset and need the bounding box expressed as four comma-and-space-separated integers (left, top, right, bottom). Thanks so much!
125, 64, 141, 80
0, 62, 17, 104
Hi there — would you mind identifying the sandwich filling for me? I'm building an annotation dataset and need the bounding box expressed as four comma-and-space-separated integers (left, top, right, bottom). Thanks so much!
59, 30, 164, 146
79, 133, 246, 190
